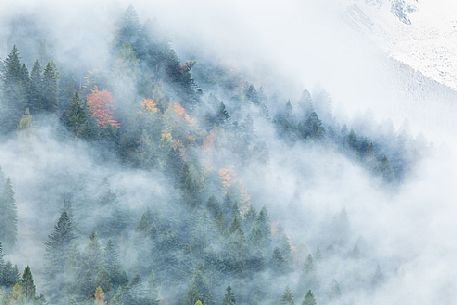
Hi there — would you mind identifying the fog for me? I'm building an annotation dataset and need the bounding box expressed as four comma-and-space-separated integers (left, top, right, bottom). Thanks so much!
0, 1, 456, 305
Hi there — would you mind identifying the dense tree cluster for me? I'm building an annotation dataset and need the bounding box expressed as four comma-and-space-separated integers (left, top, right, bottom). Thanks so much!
0, 4, 416, 305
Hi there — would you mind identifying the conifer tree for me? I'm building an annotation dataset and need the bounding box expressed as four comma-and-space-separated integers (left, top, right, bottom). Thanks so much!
280, 287, 295, 305
302, 290, 316, 305
0, 242, 4, 271
2, 262, 19, 287
0, 178, 18, 248
271, 247, 286, 273
249, 206, 271, 253
29, 60, 42, 113
42, 61, 58, 112
62, 92, 92, 138
104, 240, 128, 288
215, 102, 230, 126
186, 266, 213, 305
222, 286, 236, 305
44, 211, 75, 303
21, 266, 36, 302
1, 46, 27, 130
303, 255, 314, 274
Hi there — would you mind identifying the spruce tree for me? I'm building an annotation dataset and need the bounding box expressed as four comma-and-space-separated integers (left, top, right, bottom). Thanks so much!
302, 290, 316, 305
280, 287, 295, 305
29, 60, 43, 113
0, 178, 18, 248
1, 46, 27, 131
44, 211, 75, 303
222, 286, 236, 305
0, 242, 4, 271
42, 61, 58, 112
185, 265, 213, 305
249, 206, 271, 253
21, 266, 36, 302
2, 262, 19, 287
104, 240, 128, 288
62, 92, 91, 138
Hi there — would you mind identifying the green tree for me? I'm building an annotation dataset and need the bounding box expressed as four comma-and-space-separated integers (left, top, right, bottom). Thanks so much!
303, 255, 314, 274
222, 286, 236, 305
249, 206, 270, 253
62, 92, 92, 138
1, 261, 19, 287
298, 112, 324, 139
1, 46, 27, 131
280, 287, 295, 305
29, 60, 42, 113
41, 61, 58, 112
104, 240, 128, 288
21, 266, 36, 302
44, 211, 75, 303
0, 178, 18, 248
186, 266, 213, 305
302, 290, 316, 305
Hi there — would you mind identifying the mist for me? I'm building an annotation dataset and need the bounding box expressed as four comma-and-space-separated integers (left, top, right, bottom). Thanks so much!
0, 1, 455, 305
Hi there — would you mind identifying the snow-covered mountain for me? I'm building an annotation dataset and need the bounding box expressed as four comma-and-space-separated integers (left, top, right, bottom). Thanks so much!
343, 0, 457, 91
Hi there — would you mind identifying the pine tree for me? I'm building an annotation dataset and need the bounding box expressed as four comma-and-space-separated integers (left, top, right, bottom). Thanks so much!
302, 290, 316, 305
1, 46, 27, 131
215, 102, 230, 126
104, 240, 128, 288
2, 262, 19, 287
371, 264, 384, 287
21, 266, 36, 302
271, 247, 286, 274
303, 255, 314, 274
62, 92, 92, 138
249, 206, 271, 253
29, 60, 42, 113
185, 266, 213, 305
222, 286, 236, 305
280, 287, 295, 305
44, 211, 75, 303
0, 242, 4, 271
42, 61, 58, 112
0, 178, 18, 248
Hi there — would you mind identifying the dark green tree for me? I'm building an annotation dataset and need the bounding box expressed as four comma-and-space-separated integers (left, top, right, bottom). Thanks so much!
0, 178, 18, 248
249, 206, 271, 253
62, 92, 91, 138
302, 290, 316, 305
280, 287, 295, 305
185, 265, 213, 305
29, 60, 43, 113
41, 61, 58, 112
21, 266, 36, 302
222, 286, 236, 305
298, 112, 324, 139
1, 46, 27, 131
104, 240, 128, 289
215, 102, 230, 126
44, 211, 75, 303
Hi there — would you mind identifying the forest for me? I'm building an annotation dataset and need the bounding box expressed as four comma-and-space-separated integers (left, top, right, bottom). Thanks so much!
0, 5, 421, 305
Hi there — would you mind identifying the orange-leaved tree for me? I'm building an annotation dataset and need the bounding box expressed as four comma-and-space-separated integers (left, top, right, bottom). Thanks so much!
87, 88, 120, 128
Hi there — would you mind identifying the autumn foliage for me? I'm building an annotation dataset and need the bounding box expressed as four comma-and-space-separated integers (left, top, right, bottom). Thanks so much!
141, 98, 158, 113
87, 88, 120, 128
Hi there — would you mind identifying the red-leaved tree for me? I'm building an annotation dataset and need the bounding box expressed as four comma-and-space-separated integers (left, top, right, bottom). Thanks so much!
87, 88, 120, 128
